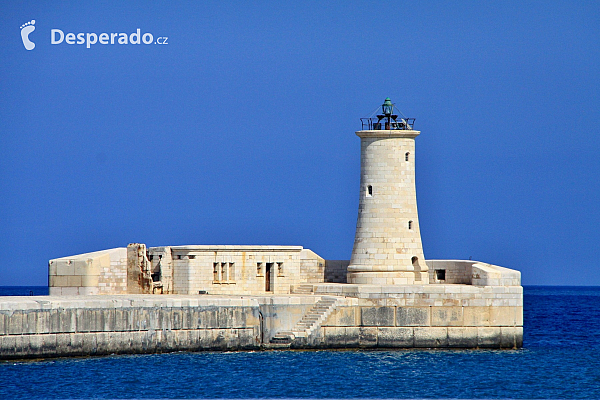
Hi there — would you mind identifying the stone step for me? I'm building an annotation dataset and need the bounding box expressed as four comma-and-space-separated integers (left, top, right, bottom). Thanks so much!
270, 296, 340, 344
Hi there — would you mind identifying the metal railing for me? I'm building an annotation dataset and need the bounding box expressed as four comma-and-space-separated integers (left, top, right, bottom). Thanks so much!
360, 117, 415, 130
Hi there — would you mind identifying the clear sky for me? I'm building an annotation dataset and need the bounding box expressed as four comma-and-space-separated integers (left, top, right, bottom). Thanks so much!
1, 1, 599, 286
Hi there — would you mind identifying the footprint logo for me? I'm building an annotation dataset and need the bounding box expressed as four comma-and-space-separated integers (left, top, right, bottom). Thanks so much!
20, 20, 36, 50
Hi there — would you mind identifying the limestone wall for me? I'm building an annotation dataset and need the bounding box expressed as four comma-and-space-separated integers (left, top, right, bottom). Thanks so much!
0, 287, 523, 359
49, 245, 327, 296
168, 246, 322, 295
298, 249, 326, 283
49, 248, 127, 295
0, 295, 261, 360
319, 301, 522, 349
308, 284, 523, 349
426, 260, 521, 286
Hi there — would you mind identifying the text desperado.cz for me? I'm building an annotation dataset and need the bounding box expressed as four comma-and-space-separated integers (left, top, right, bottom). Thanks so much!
51, 29, 168, 48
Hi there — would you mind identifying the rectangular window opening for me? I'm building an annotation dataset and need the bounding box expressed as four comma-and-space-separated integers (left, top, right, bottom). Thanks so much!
265, 263, 273, 292
435, 269, 446, 281
229, 262, 235, 282
213, 262, 220, 282
221, 262, 228, 282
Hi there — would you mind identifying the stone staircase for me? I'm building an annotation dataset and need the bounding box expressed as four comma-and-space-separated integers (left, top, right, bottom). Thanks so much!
291, 284, 314, 294
270, 296, 338, 344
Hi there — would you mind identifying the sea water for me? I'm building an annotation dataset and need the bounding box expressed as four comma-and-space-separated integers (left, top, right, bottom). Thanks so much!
0, 286, 599, 399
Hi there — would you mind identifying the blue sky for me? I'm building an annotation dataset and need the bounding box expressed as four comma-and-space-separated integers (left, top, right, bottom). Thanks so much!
1, 1, 599, 286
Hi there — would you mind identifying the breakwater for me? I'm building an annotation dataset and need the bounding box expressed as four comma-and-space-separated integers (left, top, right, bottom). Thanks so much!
0, 284, 522, 359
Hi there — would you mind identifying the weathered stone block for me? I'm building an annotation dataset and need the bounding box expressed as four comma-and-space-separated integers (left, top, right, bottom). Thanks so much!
109, 331, 126, 354
463, 306, 490, 326
28, 333, 44, 354
128, 331, 145, 353
67, 276, 82, 287
217, 308, 232, 329
137, 308, 150, 331
414, 327, 448, 347
171, 308, 183, 330
244, 309, 260, 328
396, 307, 430, 326
114, 309, 125, 332
344, 327, 360, 347
516, 306, 523, 326
41, 333, 58, 356
23, 311, 37, 334
477, 327, 501, 348
325, 306, 357, 327
323, 326, 347, 348
56, 262, 75, 276
75, 309, 90, 333
377, 327, 414, 347
237, 328, 258, 350
56, 332, 71, 354
0, 312, 5, 336
500, 327, 520, 348
359, 327, 378, 347
213, 328, 231, 350
0, 335, 16, 357
59, 308, 77, 333
81, 274, 99, 287
448, 327, 478, 348
8, 312, 23, 335
93, 309, 107, 332
103, 309, 116, 332
361, 307, 394, 326
201, 308, 218, 329
49, 275, 68, 287
515, 326, 523, 348
95, 332, 110, 354
13, 335, 26, 357
431, 306, 464, 326
490, 307, 516, 326
48, 261, 57, 276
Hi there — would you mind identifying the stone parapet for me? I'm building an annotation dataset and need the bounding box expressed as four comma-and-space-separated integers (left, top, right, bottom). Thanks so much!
48, 248, 127, 296
426, 260, 521, 286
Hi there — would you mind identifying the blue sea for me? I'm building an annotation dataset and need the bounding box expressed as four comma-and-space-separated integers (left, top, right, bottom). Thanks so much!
0, 286, 599, 399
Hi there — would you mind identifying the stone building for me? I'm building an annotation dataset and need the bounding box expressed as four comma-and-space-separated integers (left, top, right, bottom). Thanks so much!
49, 245, 330, 296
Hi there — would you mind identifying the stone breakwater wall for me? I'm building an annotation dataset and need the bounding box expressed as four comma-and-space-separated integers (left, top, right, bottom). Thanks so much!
0, 286, 522, 359
305, 283, 523, 349
0, 296, 262, 360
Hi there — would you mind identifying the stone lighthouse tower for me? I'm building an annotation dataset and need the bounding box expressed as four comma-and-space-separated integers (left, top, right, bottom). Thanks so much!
347, 98, 429, 285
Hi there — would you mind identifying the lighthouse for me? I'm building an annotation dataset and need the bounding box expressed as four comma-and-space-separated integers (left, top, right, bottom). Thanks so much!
347, 98, 429, 285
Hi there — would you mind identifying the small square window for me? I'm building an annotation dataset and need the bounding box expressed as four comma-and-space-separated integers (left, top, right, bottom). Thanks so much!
435, 269, 446, 281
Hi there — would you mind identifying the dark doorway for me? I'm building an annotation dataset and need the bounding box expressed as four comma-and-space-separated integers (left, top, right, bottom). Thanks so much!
265, 263, 273, 292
